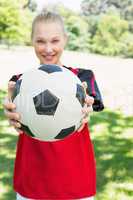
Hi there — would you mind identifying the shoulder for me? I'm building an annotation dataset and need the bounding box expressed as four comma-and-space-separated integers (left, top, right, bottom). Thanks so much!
64, 65, 95, 78
9, 74, 22, 82
77, 68, 95, 79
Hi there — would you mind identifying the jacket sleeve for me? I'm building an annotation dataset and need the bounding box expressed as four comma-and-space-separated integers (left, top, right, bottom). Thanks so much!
77, 68, 104, 112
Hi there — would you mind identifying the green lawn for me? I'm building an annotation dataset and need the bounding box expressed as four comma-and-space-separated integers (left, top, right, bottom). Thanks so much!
90, 110, 133, 200
0, 90, 133, 200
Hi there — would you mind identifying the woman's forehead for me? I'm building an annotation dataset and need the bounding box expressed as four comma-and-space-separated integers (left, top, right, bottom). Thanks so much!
34, 21, 64, 34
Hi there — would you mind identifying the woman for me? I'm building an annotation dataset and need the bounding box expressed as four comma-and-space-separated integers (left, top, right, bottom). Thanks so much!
4, 10, 104, 200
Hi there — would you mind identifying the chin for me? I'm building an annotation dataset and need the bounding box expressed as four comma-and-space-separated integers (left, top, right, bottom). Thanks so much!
43, 60, 59, 65
45, 61, 55, 65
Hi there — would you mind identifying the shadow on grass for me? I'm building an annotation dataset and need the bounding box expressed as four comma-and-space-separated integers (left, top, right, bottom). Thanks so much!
89, 110, 133, 199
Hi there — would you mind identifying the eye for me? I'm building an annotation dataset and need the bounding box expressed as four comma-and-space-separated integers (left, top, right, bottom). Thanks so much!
52, 39, 59, 43
36, 39, 44, 44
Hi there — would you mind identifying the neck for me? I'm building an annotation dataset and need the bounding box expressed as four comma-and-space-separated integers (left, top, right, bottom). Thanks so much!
40, 62, 63, 66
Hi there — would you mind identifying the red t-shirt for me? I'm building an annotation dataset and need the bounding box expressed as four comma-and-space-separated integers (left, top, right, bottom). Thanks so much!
10, 66, 104, 199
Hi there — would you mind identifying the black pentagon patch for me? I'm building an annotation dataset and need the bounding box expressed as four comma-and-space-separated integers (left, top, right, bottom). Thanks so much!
33, 89, 59, 115
76, 84, 85, 107
55, 125, 75, 139
20, 123, 35, 137
39, 64, 62, 74
12, 79, 22, 101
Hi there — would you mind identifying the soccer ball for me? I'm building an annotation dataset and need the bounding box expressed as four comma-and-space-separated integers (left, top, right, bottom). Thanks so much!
12, 64, 86, 141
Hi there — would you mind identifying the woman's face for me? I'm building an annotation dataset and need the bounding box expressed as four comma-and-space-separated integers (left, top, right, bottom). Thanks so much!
32, 21, 67, 65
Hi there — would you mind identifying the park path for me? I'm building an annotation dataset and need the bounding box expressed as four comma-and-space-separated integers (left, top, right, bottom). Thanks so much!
0, 46, 133, 115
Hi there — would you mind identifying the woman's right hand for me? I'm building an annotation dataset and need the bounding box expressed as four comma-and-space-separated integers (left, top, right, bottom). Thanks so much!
3, 81, 22, 132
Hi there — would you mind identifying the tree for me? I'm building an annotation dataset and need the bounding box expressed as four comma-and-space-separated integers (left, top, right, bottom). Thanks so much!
20, 0, 37, 12
91, 13, 129, 56
119, 32, 133, 57
81, 0, 133, 16
51, 4, 91, 51
0, 0, 34, 46
65, 15, 90, 51
81, 0, 133, 32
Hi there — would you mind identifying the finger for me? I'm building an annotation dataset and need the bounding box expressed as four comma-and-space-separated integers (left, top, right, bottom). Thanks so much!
3, 97, 16, 110
82, 105, 93, 115
82, 81, 87, 93
82, 82, 95, 105
9, 119, 21, 128
9, 120, 23, 134
8, 81, 16, 101
77, 124, 85, 132
15, 128, 23, 134
85, 95, 94, 106
77, 117, 88, 132
82, 117, 89, 124
4, 110, 20, 121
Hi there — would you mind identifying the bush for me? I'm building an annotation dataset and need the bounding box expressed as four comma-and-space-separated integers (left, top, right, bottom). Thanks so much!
65, 15, 91, 51
56, 5, 91, 52
119, 32, 133, 58
90, 13, 129, 56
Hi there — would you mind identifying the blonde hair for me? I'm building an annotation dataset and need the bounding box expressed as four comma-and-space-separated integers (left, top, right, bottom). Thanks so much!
31, 10, 66, 39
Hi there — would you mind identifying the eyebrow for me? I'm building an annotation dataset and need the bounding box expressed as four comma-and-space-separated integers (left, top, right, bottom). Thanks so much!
52, 37, 60, 39
36, 36, 60, 40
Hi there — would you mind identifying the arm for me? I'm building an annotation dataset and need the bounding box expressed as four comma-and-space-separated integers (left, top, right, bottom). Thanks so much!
3, 75, 22, 132
78, 68, 104, 111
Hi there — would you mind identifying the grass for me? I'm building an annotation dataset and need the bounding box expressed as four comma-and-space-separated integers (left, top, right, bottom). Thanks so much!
0, 90, 133, 200
90, 110, 133, 200
0, 90, 17, 200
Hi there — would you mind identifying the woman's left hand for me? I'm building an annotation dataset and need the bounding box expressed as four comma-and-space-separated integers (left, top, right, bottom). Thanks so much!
77, 82, 94, 132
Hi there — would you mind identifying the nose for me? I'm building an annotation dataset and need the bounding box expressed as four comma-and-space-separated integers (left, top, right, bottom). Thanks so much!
44, 43, 53, 54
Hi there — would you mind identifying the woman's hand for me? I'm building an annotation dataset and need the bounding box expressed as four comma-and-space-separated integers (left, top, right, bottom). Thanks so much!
3, 81, 22, 133
77, 82, 94, 132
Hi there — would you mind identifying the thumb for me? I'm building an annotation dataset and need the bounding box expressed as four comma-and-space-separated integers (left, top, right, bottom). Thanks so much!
8, 81, 16, 101
82, 81, 87, 94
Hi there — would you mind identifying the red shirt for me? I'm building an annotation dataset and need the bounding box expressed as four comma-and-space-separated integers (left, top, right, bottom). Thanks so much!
10, 67, 104, 199
14, 124, 96, 199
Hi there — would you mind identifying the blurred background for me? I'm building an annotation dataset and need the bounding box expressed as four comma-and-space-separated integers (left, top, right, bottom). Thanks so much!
0, 0, 133, 199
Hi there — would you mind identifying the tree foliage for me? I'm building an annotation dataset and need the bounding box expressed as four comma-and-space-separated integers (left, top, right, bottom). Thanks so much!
81, 0, 133, 17
81, 0, 133, 57
56, 4, 91, 51
91, 13, 129, 56
21, 0, 37, 12
0, 0, 35, 46
81, 0, 133, 32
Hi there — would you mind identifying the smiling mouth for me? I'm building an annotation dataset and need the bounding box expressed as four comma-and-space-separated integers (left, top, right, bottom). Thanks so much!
42, 55, 55, 60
